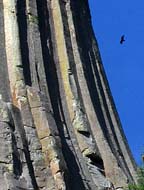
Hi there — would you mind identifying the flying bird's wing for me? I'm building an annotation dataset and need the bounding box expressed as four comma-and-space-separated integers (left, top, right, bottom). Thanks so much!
121, 35, 124, 39
120, 35, 125, 44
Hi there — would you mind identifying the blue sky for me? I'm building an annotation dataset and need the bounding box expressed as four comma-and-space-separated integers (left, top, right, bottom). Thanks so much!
89, 0, 144, 164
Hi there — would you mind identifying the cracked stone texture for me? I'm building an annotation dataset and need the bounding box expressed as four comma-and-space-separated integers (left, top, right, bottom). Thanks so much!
0, 0, 137, 189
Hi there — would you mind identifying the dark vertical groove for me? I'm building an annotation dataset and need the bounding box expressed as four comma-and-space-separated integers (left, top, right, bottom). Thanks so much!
23, 146, 38, 190
16, 0, 32, 86
13, 106, 38, 189
12, 134, 22, 176
36, 1, 86, 189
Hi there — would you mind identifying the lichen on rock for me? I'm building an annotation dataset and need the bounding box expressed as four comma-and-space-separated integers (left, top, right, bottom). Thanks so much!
0, 0, 137, 189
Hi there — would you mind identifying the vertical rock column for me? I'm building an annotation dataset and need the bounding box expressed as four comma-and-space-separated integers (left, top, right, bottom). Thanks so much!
3, 0, 25, 104
48, 0, 113, 189
49, 0, 96, 189
65, 1, 128, 187
3, 1, 43, 189
0, 1, 10, 101
27, 86, 67, 190
55, 0, 137, 188
0, 100, 16, 189
0, 0, 137, 189
50, 0, 74, 119
3, 0, 67, 189
92, 42, 137, 181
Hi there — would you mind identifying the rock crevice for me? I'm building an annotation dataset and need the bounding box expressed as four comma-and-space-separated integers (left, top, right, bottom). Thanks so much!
0, 0, 137, 189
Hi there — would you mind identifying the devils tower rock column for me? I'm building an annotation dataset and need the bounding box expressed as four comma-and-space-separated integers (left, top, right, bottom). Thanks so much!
0, 0, 137, 189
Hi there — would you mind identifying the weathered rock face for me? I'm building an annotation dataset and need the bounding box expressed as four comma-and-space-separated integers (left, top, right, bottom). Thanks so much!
0, 0, 137, 189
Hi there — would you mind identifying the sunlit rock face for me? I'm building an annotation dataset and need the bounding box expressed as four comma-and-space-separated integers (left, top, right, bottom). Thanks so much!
0, 0, 137, 189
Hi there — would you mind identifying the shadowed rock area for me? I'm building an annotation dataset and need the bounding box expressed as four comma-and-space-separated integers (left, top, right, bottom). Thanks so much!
0, 0, 137, 189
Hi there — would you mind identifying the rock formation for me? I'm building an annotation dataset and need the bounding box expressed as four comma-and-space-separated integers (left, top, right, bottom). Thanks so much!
0, 0, 137, 189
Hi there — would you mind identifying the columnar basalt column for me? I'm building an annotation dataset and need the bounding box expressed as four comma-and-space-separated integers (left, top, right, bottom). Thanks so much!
0, 0, 137, 190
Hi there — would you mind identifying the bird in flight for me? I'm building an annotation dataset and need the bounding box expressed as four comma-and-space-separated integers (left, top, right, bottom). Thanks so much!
120, 35, 125, 44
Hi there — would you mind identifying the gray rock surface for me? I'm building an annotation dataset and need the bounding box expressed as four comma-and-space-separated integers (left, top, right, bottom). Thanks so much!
0, 0, 137, 189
